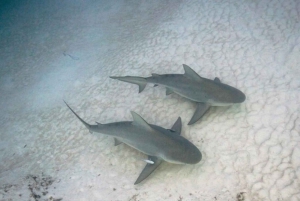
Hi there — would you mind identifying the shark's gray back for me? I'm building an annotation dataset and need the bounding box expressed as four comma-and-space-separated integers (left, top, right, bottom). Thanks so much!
146, 74, 245, 105
92, 121, 188, 158
146, 74, 212, 102
65, 101, 202, 165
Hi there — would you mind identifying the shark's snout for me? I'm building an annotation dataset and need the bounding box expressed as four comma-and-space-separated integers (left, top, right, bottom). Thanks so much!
234, 89, 246, 103
164, 142, 202, 165
215, 85, 246, 105
186, 146, 202, 164
172, 142, 202, 164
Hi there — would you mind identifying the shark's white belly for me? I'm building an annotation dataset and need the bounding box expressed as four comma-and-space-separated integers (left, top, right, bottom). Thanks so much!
207, 99, 235, 106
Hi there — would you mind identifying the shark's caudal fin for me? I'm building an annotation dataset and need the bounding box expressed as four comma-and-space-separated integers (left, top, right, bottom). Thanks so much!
110, 76, 147, 93
64, 101, 92, 132
188, 102, 210, 125
134, 156, 162, 185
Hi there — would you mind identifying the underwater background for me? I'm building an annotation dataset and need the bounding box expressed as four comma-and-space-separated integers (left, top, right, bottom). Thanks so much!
0, 0, 299, 200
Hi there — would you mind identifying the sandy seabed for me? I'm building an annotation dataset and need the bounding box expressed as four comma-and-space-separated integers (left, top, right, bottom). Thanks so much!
0, 0, 299, 200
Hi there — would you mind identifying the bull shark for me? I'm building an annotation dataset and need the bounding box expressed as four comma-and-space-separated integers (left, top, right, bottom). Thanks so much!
64, 101, 201, 184
110, 64, 246, 125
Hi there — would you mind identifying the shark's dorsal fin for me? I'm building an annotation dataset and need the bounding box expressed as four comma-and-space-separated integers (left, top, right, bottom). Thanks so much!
183, 64, 203, 82
134, 156, 162, 185
114, 138, 123, 146
166, 88, 173, 95
152, 73, 160, 77
171, 117, 182, 135
131, 111, 153, 131
214, 77, 221, 83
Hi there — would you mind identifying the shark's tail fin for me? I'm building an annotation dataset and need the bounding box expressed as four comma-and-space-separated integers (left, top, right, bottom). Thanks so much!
110, 76, 147, 93
64, 101, 92, 132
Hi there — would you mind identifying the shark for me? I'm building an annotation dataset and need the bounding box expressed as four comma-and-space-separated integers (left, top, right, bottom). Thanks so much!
64, 101, 202, 184
110, 64, 246, 125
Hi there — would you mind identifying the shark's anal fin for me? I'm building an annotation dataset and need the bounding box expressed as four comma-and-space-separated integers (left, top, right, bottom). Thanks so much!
171, 117, 182, 135
134, 156, 162, 185
114, 138, 123, 146
131, 111, 153, 131
188, 103, 210, 125
166, 88, 174, 95
183, 64, 203, 82
214, 77, 221, 83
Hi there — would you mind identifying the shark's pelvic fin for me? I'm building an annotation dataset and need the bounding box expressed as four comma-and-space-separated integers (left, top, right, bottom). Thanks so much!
153, 84, 158, 87
110, 76, 147, 93
64, 101, 92, 131
166, 88, 174, 95
188, 102, 210, 125
183, 64, 203, 82
134, 156, 162, 185
114, 138, 123, 146
131, 111, 153, 131
214, 77, 221, 83
171, 117, 182, 135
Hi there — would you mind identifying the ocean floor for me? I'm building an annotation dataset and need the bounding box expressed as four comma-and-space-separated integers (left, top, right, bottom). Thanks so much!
0, 0, 300, 200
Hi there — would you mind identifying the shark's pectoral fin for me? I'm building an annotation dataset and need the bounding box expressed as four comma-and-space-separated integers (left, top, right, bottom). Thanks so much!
183, 64, 203, 82
214, 77, 221, 83
114, 138, 123, 146
131, 111, 153, 131
166, 88, 174, 95
170, 117, 182, 135
134, 156, 162, 185
188, 103, 210, 125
